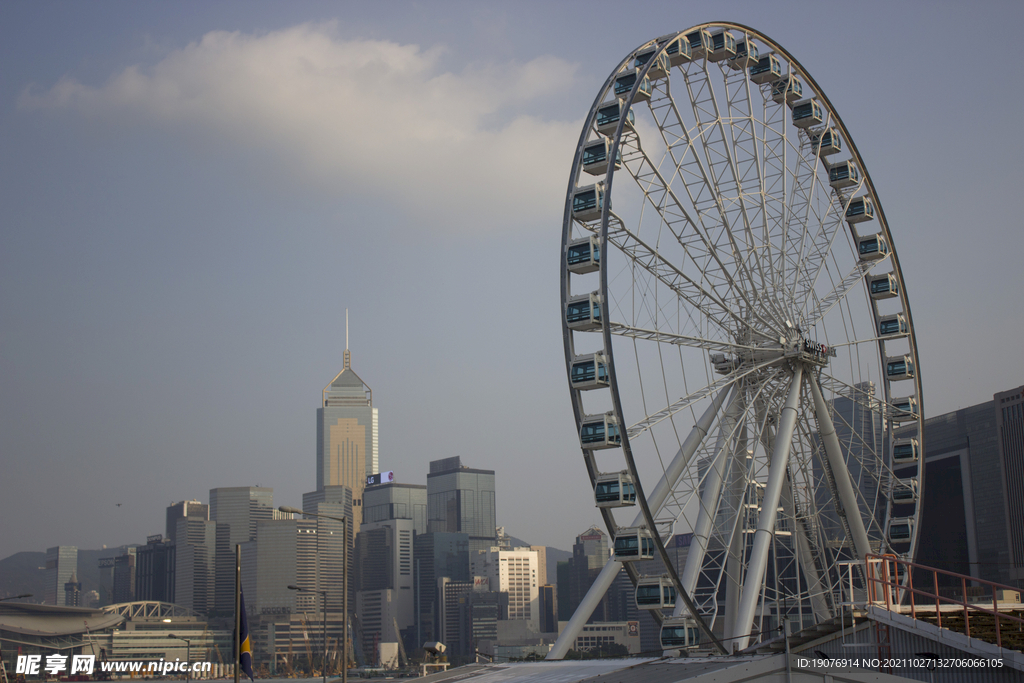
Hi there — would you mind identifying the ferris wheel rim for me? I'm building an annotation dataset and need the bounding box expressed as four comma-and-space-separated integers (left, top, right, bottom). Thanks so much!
561, 23, 924, 652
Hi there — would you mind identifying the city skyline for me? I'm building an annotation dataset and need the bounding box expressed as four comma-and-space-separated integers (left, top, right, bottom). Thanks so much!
3, 1, 1024, 561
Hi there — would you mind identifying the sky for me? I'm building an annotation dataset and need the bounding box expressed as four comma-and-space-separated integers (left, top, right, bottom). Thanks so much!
2, 0, 1023, 562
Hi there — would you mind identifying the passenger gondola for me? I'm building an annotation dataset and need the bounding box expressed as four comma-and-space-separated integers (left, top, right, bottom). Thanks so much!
633, 48, 670, 80
572, 183, 606, 222
613, 527, 655, 560
708, 31, 736, 62
858, 234, 890, 261
594, 470, 636, 508
615, 70, 653, 101
635, 575, 677, 609
892, 438, 920, 464
579, 412, 621, 449
749, 54, 782, 84
792, 99, 824, 128
566, 236, 601, 274
595, 99, 635, 136
581, 138, 621, 177
868, 273, 899, 300
845, 196, 874, 223
565, 291, 603, 330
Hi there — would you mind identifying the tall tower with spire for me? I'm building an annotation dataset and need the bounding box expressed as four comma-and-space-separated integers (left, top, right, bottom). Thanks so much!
316, 310, 378, 527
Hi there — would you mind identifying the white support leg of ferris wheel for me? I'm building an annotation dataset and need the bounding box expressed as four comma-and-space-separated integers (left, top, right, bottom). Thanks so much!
729, 364, 803, 651
674, 388, 743, 610
807, 373, 873, 563
546, 385, 731, 660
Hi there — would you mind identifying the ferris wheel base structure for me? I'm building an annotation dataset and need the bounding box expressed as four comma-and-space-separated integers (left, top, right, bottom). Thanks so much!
552, 23, 924, 659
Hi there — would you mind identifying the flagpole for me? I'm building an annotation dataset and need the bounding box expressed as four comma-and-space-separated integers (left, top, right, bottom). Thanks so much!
234, 544, 241, 683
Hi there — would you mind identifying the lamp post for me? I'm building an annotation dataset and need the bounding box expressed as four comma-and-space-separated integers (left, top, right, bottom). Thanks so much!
287, 585, 327, 683
279, 506, 347, 683
167, 634, 192, 683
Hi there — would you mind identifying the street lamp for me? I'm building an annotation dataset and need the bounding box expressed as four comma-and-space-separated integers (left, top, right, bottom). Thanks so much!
279, 505, 347, 683
167, 634, 193, 683
0, 594, 33, 602
287, 585, 327, 683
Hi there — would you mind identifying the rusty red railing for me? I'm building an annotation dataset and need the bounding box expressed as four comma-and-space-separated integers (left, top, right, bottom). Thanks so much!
865, 553, 1024, 649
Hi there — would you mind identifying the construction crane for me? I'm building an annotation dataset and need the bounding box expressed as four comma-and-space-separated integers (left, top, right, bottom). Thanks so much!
299, 612, 315, 676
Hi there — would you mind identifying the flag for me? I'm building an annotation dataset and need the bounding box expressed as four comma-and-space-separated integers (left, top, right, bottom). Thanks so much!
239, 590, 254, 681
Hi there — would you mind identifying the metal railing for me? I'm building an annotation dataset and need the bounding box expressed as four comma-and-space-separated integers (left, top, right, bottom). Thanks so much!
865, 553, 1024, 649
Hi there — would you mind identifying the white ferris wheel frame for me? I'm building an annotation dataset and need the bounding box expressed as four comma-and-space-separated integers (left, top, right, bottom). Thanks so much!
555, 22, 925, 658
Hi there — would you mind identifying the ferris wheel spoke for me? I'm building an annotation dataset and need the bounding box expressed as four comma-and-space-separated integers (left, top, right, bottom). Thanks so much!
602, 209, 773, 342
616, 126, 785, 336
673, 66, 788, 325
608, 320, 763, 355
716, 72, 793, 324
798, 254, 889, 329
623, 361, 781, 440
647, 75, 787, 332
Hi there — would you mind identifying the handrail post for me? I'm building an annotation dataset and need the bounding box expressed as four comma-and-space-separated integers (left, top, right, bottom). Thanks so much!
993, 586, 1001, 648
908, 561, 916, 619
962, 576, 969, 638
884, 559, 892, 612
934, 571, 941, 629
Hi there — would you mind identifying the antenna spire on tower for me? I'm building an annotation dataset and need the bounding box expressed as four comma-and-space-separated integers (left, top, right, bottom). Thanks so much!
343, 308, 351, 370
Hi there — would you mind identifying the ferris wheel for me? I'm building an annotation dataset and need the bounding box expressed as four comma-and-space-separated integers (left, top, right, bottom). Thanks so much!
555, 23, 924, 656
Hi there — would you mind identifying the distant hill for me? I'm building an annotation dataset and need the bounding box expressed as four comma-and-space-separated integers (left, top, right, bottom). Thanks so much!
0, 546, 139, 604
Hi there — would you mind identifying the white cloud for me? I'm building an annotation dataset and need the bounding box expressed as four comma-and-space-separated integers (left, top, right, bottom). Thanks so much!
19, 23, 583, 233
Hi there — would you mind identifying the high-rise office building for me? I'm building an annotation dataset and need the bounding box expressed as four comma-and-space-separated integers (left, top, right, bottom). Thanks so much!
413, 532, 470, 643
64, 571, 82, 607
363, 482, 427, 534
898, 384, 1024, 588
356, 517, 415, 660
477, 547, 540, 633
136, 535, 176, 603
302, 485, 354, 612
426, 456, 496, 558
113, 548, 137, 603
209, 487, 275, 615
996, 386, 1024, 585
166, 500, 209, 544
175, 517, 217, 614
45, 546, 77, 606
317, 339, 379, 530
209, 487, 275, 546
562, 527, 610, 623
98, 557, 115, 607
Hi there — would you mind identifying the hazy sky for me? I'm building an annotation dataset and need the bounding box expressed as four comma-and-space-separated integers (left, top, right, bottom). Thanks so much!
2, 0, 1022, 561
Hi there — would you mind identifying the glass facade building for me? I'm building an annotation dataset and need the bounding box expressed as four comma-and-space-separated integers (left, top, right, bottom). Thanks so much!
317, 350, 378, 529
44, 546, 77, 606
426, 456, 496, 558
363, 482, 427, 535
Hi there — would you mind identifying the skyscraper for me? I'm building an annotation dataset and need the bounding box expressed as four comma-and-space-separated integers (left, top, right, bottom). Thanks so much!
210, 486, 275, 614
562, 527, 610, 622
477, 546, 540, 632
302, 485, 354, 612
363, 482, 427, 534
317, 329, 378, 529
45, 546, 77, 606
426, 456, 496, 558
175, 517, 216, 614
166, 500, 209, 545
